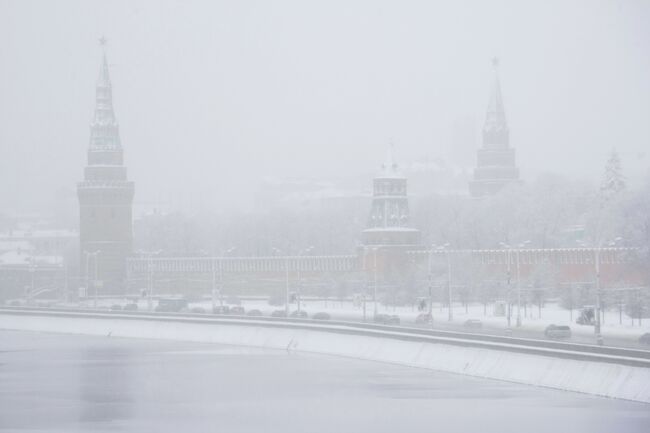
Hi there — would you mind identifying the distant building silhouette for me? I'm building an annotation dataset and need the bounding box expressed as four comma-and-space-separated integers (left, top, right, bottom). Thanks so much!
77, 40, 134, 294
469, 58, 520, 197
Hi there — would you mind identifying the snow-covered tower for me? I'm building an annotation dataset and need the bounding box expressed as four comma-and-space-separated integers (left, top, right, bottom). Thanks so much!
469, 58, 520, 197
361, 146, 420, 246
77, 38, 134, 294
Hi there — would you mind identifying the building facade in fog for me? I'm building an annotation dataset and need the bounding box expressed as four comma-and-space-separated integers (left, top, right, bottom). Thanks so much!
469, 59, 520, 197
77, 41, 134, 294
361, 147, 420, 246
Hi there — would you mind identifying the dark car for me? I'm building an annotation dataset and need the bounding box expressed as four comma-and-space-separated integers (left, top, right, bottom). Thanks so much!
464, 319, 483, 329
246, 309, 263, 317
212, 305, 230, 315
271, 309, 288, 318
544, 324, 572, 339
229, 306, 245, 315
374, 314, 400, 325
415, 313, 433, 324
155, 299, 189, 313
110, 304, 122, 311
290, 310, 308, 319
312, 312, 331, 321
123, 303, 138, 311
191, 307, 207, 314
639, 333, 650, 345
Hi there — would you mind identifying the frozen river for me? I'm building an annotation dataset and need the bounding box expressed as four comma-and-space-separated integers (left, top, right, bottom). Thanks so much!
0, 331, 648, 433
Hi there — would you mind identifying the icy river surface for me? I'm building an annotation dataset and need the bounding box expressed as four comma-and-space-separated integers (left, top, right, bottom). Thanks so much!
0, 330, 648, 433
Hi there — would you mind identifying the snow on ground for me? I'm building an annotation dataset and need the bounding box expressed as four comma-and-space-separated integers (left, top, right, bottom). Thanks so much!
14, 296, 650, 342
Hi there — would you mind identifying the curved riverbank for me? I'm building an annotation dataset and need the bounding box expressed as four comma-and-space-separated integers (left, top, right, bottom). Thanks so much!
1, 310, 649, 403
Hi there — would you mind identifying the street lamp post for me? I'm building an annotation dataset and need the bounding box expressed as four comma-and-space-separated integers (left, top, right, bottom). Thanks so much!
372, 247, 379, 317
362, 247, 367, 322
94, 253, 99, 309
84, 251, 101, 309
211, 259, 217, 311
515, 241, 530, 327
515, 248, 521, 327
147, 254, 153, 311
502, 245, 512, 328
579, 237, 620, 346
218, 247, 236, 309
594, 247, 603, 345
427, 245, 434, 323
296, 246, 314, 313
29, 258, 36, 300
272, 248, 290, 316
433, 243, 452, 321
500, 241, 529, 328
445, 248, 452, 321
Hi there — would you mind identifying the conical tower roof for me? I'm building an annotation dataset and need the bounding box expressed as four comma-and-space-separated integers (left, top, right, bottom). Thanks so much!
90, 37, 121, 149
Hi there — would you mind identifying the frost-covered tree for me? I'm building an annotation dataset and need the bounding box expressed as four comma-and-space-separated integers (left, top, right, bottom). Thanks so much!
600, 150, 626, 202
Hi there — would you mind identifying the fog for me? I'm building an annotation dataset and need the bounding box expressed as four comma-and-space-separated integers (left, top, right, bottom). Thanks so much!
1, 0, 649, 214
2, 3, 650, 431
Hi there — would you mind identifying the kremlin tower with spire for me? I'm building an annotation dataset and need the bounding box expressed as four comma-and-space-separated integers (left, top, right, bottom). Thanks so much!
469, 58, 520, 197
77, 38, 134, 294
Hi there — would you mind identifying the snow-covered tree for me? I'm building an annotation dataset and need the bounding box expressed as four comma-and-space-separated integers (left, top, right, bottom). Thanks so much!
600, 150, 626, 202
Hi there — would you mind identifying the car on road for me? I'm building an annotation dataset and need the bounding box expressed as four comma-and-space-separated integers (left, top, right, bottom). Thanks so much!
290, 310, 308, 319
246, 309, 263, 317
110, 304, 122, 311
415, 313, 433, 324
463, 319, 483, 329
544, 324, 572, 339
271, 310, 288, 318
312, 312, 331, 321
212, 305, 230, 315
155, 299, 189, 313
229, 306, 245, 315
191, 307, 207, 314
374, 314, 400, 325
639, 333, 650, 345
123, 303, 138, 311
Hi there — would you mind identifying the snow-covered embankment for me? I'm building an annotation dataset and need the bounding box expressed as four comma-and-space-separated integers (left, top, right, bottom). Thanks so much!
1, 312, 649, 403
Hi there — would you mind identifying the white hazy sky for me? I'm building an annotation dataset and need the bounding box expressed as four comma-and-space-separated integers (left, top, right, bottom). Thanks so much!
1, 0, 649, 213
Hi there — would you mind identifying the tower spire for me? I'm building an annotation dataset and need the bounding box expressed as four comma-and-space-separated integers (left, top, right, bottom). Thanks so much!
97, 36, 111, 86
468, 57, 520, 197
482, 57, 509, 148
90, 36, 120, 149
381, 139, 400, 177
